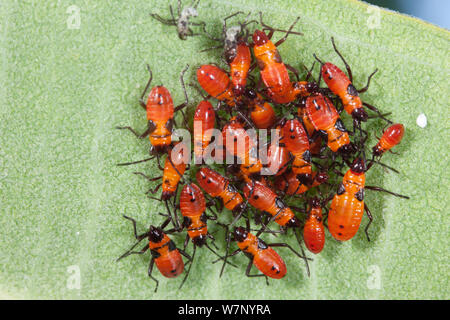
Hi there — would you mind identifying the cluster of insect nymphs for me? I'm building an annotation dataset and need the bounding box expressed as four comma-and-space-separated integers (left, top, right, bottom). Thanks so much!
116, 1, 409, 292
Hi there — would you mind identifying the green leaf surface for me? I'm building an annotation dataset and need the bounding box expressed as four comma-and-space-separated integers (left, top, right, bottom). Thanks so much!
0, 0, 449, 299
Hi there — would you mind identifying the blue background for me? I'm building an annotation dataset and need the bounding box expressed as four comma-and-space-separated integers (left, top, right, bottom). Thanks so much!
366, 0, 449, 30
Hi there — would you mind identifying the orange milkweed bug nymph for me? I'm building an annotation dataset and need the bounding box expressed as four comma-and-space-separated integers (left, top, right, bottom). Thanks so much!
314, 37, 391, 126
366, 123, 405, 172
195, 166, 250, 254
197, 64, 237, 107
281, 118, 312, 184
252, 13, 303, 104
228, 38, 252, 97
117, 215, 191, 292
305, 94, 354, 155
328, 158, 409, 242
243, 181, 299, 229
274, 169, 328, 196
177, 182, 236, 287
303, 197, 326, 254
297, 99, 324, 156
222, 116, 263, 178
201, 12, 258, 97
193, 100, 216, 163
196, 167, 246, 215
372, 123, 405, 158
264, 125, 291, 176
242, 180, 311, 276
244, 88, 277, 129
150, 142, 189, 200
231, 226, 286, 282
116, 64, 189, 167
216, 221, 310, 282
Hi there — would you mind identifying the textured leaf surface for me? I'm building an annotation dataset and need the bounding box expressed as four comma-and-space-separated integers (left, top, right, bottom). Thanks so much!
0, 0, 449, 299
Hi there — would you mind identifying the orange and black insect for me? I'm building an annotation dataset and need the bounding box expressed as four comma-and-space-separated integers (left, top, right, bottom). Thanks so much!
314, 37, 390, 124
372, 123, 405, 158
242, 180, 310, 275
117, 65, 189, 159
243, 180, 300, 229
289, 61, 335, 105
328, 158, 409, 242
179, 183, 209, 246
282, 118, 312, 184
264, 125, 291, 176
196, 167, 246, 215
305, 94, 354, 155
228, 40, 252, 96
150, 0, 204, 40
196, 166, 251, 258
298, 99, 316, 136
117, 216, 191, 292
193, 100, 216, 163
229, 227, 286, 281
297, 98, 323, 156
275, 170, 328, 196
222, 116, 262, 177
244, 88, 277, 129
201, 12, 258, 96
178, 182, 235, 286
328, 158, 367, 241
197, 64, 237, 107
292, 62, 337, 155
303, 198, 325, 254
217, 222, 309, 281
252, 14, 303, 104
366, 123, 405, 172
151, 142, 188, 200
